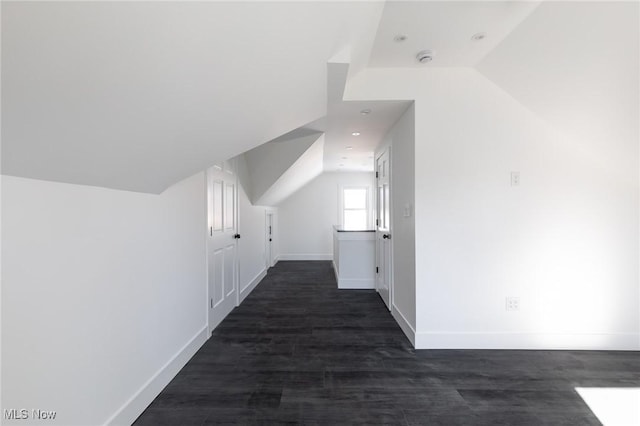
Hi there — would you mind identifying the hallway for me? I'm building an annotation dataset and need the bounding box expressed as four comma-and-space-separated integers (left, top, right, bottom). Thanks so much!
134, 261, 637, 425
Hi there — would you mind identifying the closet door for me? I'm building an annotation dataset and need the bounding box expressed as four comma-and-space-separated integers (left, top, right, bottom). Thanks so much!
207, 160, 239, 331
376, 148, 392, 310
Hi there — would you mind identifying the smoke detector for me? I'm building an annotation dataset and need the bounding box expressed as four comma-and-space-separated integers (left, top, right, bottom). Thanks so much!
416, 50, 434, 64
471, 32, 487, 41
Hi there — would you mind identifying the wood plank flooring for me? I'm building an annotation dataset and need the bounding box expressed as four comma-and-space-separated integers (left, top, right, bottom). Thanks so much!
134, 261, 639, 425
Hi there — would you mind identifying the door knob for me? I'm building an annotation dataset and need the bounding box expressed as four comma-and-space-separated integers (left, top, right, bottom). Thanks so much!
234, 234, 241, 239
383, 234, 391, 239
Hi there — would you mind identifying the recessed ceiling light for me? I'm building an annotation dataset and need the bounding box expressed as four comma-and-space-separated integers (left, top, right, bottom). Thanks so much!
394, 34, 408, 43
471, 32, 487, 41
360, 109, 372, 115
351, 132, 361, 136
416, 50, 434, 64
346, 146, 353, 150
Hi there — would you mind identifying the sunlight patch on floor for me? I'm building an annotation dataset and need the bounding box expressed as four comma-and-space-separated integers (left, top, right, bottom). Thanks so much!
575, 388, 640, 426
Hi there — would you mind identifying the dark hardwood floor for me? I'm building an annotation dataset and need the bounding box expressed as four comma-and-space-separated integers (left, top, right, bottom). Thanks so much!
134, 261, 639, 425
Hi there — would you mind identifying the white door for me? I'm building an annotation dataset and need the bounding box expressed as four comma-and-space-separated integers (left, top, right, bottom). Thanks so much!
376, 149, 392, 310
207, 160, 239, 332
266, 212, 274, 268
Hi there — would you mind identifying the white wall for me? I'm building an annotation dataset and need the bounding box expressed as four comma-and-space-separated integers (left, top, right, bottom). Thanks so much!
236, 155, 271, 300
347, 66, 639, 349
376, 103, 416, 337
277, 172, 374, 260
1, 173, 208, 425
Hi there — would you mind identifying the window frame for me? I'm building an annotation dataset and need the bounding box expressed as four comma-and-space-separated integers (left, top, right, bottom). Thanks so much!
339, 185, 372, 230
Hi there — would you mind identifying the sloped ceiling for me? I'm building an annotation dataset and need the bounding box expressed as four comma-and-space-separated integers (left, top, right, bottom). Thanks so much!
255, 134, 325, 207
364, 0, 638, 181
1, 1, 384, 193
234, 59, 410, 206
477, 1, 639, 172
4, 1, 636, 197
244, 132, 322, 205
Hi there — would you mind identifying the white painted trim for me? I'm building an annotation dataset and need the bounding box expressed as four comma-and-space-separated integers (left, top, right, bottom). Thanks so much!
337, 278, 375, 289
105, 326, 208, 426
233, 159, 240, 310
240, 268, 267, 304
414, 331, 640, 351
208, 305, 230, 332
391, 304, 415, 346
278, 254, 332, 261
203, 172, 212, 336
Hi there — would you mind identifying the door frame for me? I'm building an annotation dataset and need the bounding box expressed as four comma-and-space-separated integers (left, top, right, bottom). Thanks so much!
233, 160, 240, 309
265, 210, 275, 268
375, 146, 393, 311
203, 172, 210, 334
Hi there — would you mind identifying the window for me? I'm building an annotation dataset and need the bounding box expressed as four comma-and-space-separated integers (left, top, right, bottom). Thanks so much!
342, 187, 369, 230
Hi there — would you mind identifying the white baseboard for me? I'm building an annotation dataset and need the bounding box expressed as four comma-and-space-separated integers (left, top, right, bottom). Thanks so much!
337, 278, 375, 289
105, 326, 208, 426
240, 268, 267, 304
278, 254, 332, 261
414, 331, 640, 350
391, 304, 416, 347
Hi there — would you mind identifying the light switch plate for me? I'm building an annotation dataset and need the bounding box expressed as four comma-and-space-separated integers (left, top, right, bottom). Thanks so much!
404, 204, 412, 218
511, 172, 520, 186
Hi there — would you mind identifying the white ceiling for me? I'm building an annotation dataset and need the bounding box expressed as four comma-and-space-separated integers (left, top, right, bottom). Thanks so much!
296, 61, 411, 173
276, 1, 541, 176
1, 1, 384, 193
369, 1, 540, 67
6, 1, 604, 195
256, 135, 325, 207
309, 100, 411, 173
244, 132, 321, 204
477, 0, 640, 167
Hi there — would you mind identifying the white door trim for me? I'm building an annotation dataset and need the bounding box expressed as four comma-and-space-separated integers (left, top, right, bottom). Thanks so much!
233, 159, 240, 309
